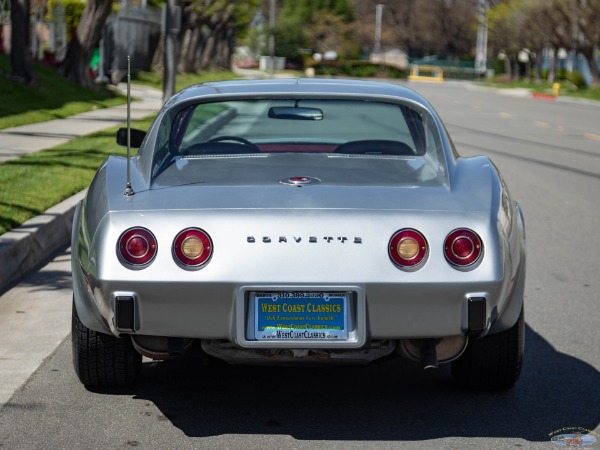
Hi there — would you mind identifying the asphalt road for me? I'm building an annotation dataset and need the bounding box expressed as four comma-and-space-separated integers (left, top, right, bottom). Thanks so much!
0, 81, 599, 450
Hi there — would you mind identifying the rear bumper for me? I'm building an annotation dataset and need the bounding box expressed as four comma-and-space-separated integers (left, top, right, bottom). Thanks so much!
74, 267, 524, 346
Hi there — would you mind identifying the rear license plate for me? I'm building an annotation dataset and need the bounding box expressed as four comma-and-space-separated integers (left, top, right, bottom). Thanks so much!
253, 292, 348, 341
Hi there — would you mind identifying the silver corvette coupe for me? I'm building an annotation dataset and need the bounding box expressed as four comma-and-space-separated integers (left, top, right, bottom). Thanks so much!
71, 78, 526, 390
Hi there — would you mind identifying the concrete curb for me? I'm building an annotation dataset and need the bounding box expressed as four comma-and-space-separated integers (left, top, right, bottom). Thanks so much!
0, 101, 238, 294
0, 83, 162, 292
0, 190, 85, 293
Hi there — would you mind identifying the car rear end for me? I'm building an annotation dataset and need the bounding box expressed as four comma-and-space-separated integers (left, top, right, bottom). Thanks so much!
71, 80, 525, 389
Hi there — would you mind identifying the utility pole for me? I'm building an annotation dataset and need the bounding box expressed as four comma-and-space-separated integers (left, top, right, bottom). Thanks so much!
374, 3, 383, 56
475, 0, 488, 76
269, 0, 275, 78
163, 0, 180, 103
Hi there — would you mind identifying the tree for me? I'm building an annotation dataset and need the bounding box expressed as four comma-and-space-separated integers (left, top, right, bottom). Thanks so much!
152, 0, 259, 74
525, 0, 572, 82
488, 0, 528, 78
488, 0, 599, 83
10, 0, 34, 83
305, 12, 356, 56
59, 0, 113, 86
380, 0, 419, 53
576, 0, 600, 84
425, 0, 478, 59
351, 0, 420, 56
352, 0, 477, 59
275, 0, 354, 64
555, 0, 600, 84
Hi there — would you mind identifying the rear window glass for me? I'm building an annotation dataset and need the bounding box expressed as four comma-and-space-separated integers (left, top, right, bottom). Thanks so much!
151, 98, 447, 186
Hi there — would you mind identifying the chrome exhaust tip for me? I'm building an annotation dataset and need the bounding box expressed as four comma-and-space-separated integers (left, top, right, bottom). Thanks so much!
398, 335, 468, 368
420, 338, 439, 370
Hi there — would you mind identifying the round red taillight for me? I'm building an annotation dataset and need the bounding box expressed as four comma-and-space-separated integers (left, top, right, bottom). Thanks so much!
118, 228, 157, 266
173, 228, 213, 268
389, 229, 428, 270
444, 229, 483, 267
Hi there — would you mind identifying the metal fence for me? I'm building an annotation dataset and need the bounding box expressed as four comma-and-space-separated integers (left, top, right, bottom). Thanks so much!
408, 58, 481, 80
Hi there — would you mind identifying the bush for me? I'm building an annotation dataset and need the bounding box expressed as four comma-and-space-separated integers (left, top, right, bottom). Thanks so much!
492, 59, 506, 76
311, 61, 406, 79
569, 70, 587, 88
314, 64, 341, 76
535, 69, 587, 88
46, 0, 86, 41
384, 66, 407, 78
342, 62, 378, 77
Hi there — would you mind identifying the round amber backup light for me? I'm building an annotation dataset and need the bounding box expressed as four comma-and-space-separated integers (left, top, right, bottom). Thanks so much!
388, 229, 428, 270
173, 228, 213, 268
181, 236, 204, 258
398, 238, 420, 260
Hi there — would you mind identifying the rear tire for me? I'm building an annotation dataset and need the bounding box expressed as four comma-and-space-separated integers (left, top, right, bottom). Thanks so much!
72, 300, 141, 387
451, 307, 524, 391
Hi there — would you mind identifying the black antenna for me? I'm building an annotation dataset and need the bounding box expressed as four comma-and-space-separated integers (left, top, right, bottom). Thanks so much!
124, 56, 134, 197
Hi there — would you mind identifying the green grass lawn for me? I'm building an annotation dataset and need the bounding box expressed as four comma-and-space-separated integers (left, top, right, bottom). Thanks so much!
483, 78, 600, 101
561, 85, 600, 101
0, 56, 241, 131
0, 117, 153, 235
0, 67, 247, 235
0, 54, 126, 130
133, 70, 240, 92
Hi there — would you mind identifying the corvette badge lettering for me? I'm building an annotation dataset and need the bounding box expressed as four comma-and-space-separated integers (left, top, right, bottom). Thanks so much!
247, 236, 362, 244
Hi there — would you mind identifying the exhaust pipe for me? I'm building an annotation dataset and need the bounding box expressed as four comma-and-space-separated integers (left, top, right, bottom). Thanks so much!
420, 338, 439, 370
167, 337, 186, 357
398, 336, 468, 367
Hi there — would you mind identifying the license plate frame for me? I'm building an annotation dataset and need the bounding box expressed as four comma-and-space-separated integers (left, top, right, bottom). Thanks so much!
252, 291, 349, 341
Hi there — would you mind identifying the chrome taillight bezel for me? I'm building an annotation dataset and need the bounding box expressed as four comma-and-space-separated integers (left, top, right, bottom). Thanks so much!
117, 227, 158, 268
444, 228, 483, 269
388, 229, 429, 271
173, 228, 213, 269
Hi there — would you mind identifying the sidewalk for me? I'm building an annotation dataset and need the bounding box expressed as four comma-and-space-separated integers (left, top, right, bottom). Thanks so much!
0, 84, 163, 164
0, 84, 162, 293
